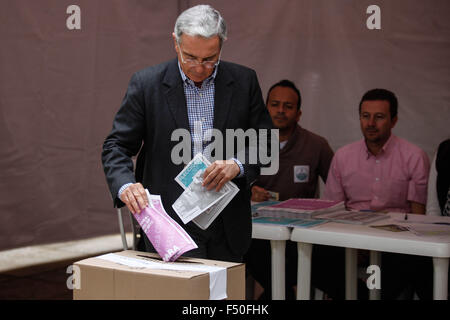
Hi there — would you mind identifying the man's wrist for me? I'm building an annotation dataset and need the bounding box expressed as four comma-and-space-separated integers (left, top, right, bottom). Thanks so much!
231, 158, 244, 178
118, 183, 133, 200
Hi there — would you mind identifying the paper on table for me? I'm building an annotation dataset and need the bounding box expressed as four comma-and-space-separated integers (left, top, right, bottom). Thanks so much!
405, 224, 450, 240
370, 224, 409, 232
288, 219, 329, 228
97, 253, 227, 300
314, 210, 388, 225
389, 213, 450, 225
251, 200, 281, 215
267, 198, 344, 211
255, 198, 345, 219
252, 216, 301, 226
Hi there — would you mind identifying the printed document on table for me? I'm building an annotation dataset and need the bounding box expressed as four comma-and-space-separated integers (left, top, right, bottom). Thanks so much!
405, 224, 450, 241
173, 153, 239, 229
389, 213, 450, 225
314, 210, 388, 225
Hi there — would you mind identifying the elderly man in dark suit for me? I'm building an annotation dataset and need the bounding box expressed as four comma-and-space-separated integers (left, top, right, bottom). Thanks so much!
102, 5, 273, 262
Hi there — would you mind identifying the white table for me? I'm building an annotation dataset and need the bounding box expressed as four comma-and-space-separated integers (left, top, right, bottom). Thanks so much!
290, 214, 450, 300
251, 223, 291, 300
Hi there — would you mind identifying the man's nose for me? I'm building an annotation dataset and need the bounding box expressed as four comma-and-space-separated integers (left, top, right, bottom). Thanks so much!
368, 116, 376, 126
194, 63, 206, 73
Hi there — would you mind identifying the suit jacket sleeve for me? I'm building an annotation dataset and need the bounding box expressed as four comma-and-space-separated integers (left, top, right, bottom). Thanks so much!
101, 72, 146, 207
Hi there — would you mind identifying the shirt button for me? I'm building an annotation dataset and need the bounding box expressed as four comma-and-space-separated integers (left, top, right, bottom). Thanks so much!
375, 177, 380, 181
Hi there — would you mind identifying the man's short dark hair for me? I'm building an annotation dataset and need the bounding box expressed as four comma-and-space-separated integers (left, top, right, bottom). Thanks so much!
266, 79, 302, 110
359, 88, 398, 119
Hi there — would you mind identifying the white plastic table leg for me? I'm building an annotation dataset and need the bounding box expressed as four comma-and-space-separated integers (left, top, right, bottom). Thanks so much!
270, 239, 286, 300
296, 242, 313, 300
345, 248, 357, 300
369, 250, 381, 300
432, 257, 449, 300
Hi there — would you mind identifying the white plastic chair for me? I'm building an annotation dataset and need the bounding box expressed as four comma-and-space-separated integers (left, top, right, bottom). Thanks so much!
117, 207, 141, 251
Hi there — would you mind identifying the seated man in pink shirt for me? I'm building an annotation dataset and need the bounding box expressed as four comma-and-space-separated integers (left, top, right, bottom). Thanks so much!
324, 89, 429, 213
321, 88, 432, 299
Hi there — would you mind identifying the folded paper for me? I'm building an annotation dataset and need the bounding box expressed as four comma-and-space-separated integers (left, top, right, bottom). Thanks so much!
133, 190, 198, 262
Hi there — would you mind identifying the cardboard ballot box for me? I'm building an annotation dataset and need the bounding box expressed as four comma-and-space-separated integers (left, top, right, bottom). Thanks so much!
73, 250, 245, 300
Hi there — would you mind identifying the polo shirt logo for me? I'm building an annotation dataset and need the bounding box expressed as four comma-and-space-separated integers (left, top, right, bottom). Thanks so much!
294, 165, 309, 183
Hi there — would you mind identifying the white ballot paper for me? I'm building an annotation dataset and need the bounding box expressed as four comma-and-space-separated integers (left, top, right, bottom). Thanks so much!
173, 153, 239, 229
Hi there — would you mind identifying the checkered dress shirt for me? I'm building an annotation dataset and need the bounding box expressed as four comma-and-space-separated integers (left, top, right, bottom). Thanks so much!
178, 62, 216, 159
178, 62, 244, 176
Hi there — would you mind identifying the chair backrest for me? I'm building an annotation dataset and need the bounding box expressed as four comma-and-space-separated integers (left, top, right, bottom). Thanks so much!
117, 207, 141, 251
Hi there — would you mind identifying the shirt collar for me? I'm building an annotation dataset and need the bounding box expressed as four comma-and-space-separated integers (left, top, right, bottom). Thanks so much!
279, 124, 301, 153
363, 134, 396, 159
177, 60, 218, 87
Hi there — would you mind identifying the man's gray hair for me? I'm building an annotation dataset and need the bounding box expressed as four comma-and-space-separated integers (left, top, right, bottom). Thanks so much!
174, 5, 227, 46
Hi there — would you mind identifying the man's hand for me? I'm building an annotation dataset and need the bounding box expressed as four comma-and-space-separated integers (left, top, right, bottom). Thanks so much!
120, 183, 148, 214
202, 160, 240, 192
251, 185, 270, 202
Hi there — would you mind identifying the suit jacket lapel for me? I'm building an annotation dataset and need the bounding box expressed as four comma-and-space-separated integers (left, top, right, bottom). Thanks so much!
163, 59, 190, 131
213, 64, 234, 132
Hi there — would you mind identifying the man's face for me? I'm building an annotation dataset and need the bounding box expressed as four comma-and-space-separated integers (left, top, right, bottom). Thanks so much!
360, 100, 397, 145
267, 86, 301, 130
173, 33, 221, 84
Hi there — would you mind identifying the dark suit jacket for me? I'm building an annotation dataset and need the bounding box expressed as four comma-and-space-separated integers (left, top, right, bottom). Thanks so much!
102, 58, 273, 256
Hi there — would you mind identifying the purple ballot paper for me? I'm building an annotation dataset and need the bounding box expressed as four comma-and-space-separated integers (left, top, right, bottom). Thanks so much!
133, 190, 198, 262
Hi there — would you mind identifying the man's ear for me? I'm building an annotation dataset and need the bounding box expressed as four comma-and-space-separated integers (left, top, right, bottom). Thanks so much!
172, 33, 178, 52
391, 116, 398, 128
296, 110, 302, 123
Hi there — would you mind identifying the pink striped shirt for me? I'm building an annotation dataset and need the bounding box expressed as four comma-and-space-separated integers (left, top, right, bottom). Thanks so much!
324, 135, 429, 213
